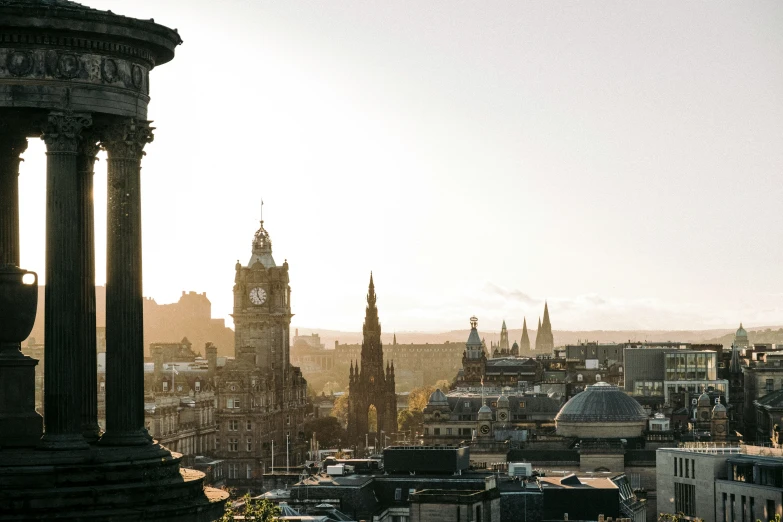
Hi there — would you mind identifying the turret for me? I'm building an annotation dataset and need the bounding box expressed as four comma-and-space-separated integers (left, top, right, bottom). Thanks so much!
206, 342, 217, 380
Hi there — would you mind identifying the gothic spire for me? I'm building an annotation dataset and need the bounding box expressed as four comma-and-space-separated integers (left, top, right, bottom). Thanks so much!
360, 272, 384, 378
520, 317, 531, 352
542, 301, 551, 330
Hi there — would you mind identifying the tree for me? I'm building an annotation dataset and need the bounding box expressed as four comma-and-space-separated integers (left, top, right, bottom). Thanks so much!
219, 494, 280, 521
304, 416, 347, 449
398, 409, 422, 434
331, 393, 350, 428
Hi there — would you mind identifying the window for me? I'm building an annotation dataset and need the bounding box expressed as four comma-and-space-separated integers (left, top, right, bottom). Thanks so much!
394, 488, 401, 501
434, 428, 440, 435
286, 415, 291, 426
692, 459, 695, 480
195, 381, 201, 392
246, 420, 252, 431
464, 402, 470, 408
674, 482, 696, 516
408, 488, 415, 500
163, 381, 168, 392
577, 374, 583, 382
424, 427, 429, 435
228, 420, 239, 431
215, 438, 219, 450
246, 464, 253, 479
446, 428, 452, 435
247, 438, 252, 452
766, 379, 774, 394
228, 438, 238, 452
228, 463, 238, 479
674, 457, 678, 476
685, 459, 689, 478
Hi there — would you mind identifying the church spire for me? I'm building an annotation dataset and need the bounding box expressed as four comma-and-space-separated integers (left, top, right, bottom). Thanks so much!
520, 317, 531, 352
542, 301, 551, 329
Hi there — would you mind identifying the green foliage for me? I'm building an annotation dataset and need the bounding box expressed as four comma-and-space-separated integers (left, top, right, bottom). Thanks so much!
658, 513, 703, 522
757, 514, 782, 522
398, 408, 422, 433
305, 416, 347, 449
219, 494, 280, 521
331, 393, 350, 428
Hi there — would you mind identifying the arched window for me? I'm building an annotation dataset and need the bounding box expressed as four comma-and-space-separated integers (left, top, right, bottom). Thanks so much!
577, 374, 583, 382
595, 374, 601, 381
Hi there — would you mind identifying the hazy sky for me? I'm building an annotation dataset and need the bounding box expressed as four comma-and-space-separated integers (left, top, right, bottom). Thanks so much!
17, 1, 783, 333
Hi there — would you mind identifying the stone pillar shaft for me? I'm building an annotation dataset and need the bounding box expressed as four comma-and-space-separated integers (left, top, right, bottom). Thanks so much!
41, 111, 92, 450
101, 119, 153, 446
0, 132, 28, 268
77, 135, 101, 441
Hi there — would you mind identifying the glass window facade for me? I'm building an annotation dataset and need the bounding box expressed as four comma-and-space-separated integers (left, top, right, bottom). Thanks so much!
665, 351, 716, 381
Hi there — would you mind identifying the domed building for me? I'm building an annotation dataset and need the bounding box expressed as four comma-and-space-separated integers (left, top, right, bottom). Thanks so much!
555, 382, 648, 438
734, 323, 749, 348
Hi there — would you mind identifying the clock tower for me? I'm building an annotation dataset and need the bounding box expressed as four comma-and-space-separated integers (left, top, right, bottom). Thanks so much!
232, 220, 292, 390
214, 218, 308, 483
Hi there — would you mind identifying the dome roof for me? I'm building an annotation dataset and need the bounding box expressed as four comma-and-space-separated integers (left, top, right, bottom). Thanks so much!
478, 403, 493, 420
713, 402, 727, 413
736, 323, 748, 339
698, 392, 711, 406
497, 394, 510, 407
427, 388, 449, 406
248, 221, 276, 268
555, 382, 647, 423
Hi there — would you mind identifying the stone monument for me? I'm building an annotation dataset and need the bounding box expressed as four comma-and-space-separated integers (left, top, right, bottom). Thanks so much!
0, 1, 227, 519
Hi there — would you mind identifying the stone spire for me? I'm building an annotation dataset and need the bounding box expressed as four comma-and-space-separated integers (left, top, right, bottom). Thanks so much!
730, 342, 743, 375
535, 302, 555, 352
360, 273, 384, 380
520, 317, 531, 352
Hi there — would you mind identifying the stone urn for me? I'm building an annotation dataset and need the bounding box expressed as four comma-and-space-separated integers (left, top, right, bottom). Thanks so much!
0, 265, 37, 346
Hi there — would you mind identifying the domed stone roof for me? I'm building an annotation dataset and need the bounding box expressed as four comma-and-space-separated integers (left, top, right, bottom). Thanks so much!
736, 323, 748, 339
555, 382, 647, 423
698, 391, 712, 406
478, 403, 493, 420
427, 388, 449, 406
497, 394, 509, 408
712, 402, 727, 417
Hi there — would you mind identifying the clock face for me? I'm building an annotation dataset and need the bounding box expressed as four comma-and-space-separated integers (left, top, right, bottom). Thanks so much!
715, 424, 726, 433
479, 424, 490, 435
249, 287, 267, 305
499, 412, 508, 421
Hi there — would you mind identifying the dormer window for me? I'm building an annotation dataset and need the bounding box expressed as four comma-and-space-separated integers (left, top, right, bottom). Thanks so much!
163, 381, 168, 392
195, 381, 201, 392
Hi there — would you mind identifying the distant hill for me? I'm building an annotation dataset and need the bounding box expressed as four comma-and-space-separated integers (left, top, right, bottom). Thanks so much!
293, 325, 783, 349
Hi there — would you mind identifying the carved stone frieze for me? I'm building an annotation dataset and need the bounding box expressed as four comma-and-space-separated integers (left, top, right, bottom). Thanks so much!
41, 111, 92, 154
0, 47, 148, 92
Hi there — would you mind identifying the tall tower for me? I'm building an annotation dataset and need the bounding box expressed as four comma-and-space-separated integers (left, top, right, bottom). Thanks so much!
462, 316, 487, 384
499, 320, 509, 352
535, 302, 555, 352
520, 317, 531, 353
347, 275, 397, 447
232, 220, 291, 387
218, 217, 308, 475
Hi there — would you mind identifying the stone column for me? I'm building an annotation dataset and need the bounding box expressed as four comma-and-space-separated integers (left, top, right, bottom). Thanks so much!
77, 132, 101, 442
100, 119, 153, 446
40, 111, 92, 450
0, 127, 28, 268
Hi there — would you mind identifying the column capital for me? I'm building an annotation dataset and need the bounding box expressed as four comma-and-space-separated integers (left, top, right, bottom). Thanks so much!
42, 111, 92, 154
0, 130, 29, 160
77, 130, 102, 175
101, 119, 154, 161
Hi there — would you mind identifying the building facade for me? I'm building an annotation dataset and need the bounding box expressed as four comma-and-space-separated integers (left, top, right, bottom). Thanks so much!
213, 220, 308, 483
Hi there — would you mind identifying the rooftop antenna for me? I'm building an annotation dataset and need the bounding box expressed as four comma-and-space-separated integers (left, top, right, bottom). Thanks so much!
260, 198, 264, 222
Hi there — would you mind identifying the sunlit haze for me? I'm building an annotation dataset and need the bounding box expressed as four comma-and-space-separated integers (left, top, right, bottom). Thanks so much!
17, 1, 783, 333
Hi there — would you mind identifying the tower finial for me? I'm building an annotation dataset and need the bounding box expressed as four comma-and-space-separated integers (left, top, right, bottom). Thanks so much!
260, 198, 264, 222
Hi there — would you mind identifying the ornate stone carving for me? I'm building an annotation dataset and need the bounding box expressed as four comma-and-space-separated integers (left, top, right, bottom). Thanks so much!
57, 53, 80, 79
42, 111, 92, 154
101, 119, 154, 161
6, 50, 33, 77
131, 64, 144, 89
101, 58, 118, 83
77, 129, 102, 173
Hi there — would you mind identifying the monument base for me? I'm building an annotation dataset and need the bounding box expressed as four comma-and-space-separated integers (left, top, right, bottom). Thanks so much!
0, 352, 42, 447
0, 443, 227, 521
